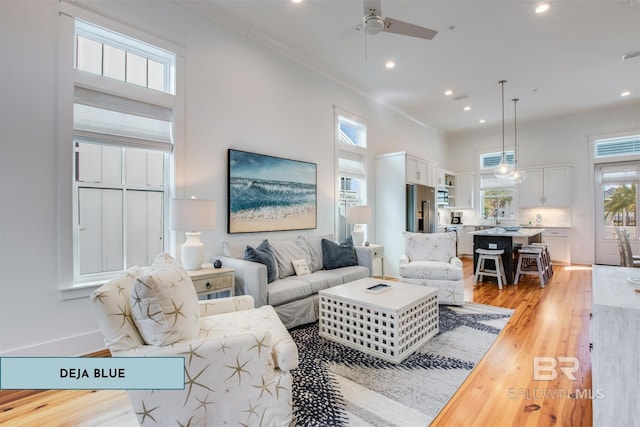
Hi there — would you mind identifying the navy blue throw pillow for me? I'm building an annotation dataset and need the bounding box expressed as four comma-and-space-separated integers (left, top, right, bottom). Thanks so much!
322, 238, 358, 270
244, 240, 277, 283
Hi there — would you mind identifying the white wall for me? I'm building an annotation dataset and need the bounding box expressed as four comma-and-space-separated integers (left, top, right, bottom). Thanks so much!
0, 0, 445, 356
446, 101, 640, 264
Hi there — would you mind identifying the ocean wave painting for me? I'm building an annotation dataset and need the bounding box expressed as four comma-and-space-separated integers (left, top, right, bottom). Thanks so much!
228, 150, 317, 233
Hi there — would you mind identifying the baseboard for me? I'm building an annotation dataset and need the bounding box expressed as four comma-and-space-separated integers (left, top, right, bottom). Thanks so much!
0, 349, 110, 405
0, 330, 106, 357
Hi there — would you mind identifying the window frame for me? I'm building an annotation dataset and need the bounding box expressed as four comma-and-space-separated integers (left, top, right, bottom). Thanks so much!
58, 1, 184, 298
334, 108, 368, 242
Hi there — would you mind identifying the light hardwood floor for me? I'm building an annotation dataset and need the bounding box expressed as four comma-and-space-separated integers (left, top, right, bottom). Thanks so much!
0, 259, 593, 426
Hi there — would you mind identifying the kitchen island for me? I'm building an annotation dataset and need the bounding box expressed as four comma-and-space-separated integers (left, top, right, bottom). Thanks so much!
469, 227, 544, 284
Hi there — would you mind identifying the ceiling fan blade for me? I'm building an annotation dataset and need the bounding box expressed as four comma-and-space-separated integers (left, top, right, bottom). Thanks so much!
383, 17, 437, 40
364, 0, 382, 17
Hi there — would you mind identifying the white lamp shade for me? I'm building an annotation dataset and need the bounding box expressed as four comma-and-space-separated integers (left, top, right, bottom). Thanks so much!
170, 199, 216, 231
346, 205, 371, 225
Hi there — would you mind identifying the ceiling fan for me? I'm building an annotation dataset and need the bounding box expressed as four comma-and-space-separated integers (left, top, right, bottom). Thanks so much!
360, 0, 437, 40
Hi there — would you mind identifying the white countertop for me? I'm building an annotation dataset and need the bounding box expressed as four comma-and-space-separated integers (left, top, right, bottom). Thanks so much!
468, 227, 545, 237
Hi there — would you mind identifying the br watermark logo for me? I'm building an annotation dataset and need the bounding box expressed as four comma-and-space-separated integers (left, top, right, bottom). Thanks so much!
533, 356, 579, 380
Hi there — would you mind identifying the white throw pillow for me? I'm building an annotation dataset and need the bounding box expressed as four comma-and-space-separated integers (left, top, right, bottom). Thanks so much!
292, 258, 310, 276
130, 253, 200, 346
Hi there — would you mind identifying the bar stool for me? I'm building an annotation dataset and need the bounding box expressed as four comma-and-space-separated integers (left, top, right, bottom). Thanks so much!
514, 245, 546, 287
530, 242, 553, 279
475, 248, 507, 290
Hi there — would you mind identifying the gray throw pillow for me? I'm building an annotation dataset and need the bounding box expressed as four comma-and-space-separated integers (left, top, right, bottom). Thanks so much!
321, 238, 358, 270
244, 240, 278, 283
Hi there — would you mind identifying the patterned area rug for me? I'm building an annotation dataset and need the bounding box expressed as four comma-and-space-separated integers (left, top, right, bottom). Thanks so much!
290, 303, 514, 427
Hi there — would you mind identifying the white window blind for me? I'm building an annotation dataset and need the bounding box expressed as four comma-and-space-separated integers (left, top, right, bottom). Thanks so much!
74, 87, 173, 151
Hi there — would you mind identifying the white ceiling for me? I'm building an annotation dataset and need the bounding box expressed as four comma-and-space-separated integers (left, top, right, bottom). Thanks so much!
180, 0, 640, 134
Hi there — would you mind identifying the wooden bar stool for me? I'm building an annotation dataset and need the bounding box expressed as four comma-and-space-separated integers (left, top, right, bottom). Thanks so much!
514, 246, 546, 287
474, 248, 507, 289
531, 242, 553, 278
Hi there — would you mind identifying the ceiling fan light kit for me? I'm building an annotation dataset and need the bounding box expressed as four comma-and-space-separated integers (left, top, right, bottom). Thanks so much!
364, 15, 384, 35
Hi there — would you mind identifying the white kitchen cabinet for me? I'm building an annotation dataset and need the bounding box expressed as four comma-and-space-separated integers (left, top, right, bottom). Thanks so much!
542, 228, 571, 265
454, 173, 474, 209
518, 166, 571, 208
406, 155, 428, 185
426, 160, 438, 188
460, 226, 475, 256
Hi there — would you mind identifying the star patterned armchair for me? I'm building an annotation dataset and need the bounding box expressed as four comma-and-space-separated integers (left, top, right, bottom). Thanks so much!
90, 253, 299, 426
398, 231, 465, 305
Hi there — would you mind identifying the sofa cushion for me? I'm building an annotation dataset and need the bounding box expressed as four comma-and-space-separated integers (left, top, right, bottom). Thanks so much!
244, 240, 278, 283
300, 271, 343, 293
298, 234, 333, 272
270, 239, 312, 279
322, 239, 358, 270
90, 266, 145, 352
267, 277, 314, 306
328, 265, 370, 283
130, 253, 200, 346
399, 260, 463, 281
403, 231, 457, 263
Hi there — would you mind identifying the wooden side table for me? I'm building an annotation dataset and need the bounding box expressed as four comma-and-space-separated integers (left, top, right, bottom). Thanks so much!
187, 267, 235, 298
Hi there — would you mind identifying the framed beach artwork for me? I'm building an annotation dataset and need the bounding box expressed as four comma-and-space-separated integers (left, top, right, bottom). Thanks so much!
227, 149, 317, 233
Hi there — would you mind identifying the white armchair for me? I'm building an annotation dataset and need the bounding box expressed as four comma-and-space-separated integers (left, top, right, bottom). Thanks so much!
398, 231, 465, 305
90, 253, 298, 426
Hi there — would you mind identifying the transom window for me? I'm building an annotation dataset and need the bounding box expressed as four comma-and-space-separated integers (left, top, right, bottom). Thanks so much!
75, 20, 175, 94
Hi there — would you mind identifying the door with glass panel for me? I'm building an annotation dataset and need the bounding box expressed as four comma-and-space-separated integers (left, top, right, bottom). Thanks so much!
595, 163, 639, 265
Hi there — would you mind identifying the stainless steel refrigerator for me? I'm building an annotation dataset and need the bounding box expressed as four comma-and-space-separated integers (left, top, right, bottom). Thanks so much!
406, 184, 436, 233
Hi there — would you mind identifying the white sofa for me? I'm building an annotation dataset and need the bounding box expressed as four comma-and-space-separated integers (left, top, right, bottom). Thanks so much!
91, 253, 298, 426
218, 235, 373, 328
398, 231, 465, 305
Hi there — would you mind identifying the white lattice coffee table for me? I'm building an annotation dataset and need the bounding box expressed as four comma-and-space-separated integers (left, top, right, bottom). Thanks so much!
318, 278, 439, 363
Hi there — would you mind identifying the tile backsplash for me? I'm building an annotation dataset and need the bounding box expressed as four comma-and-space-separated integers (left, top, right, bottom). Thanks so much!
438, 207, 571, 227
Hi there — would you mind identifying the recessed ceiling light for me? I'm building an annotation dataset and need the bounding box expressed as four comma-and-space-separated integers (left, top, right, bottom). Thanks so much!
385, 61, 396, 69
479, 119, 486, 123
445, 90, 453, 96
535, 3, 550, 13
291, 0, 303, 3
621, 91, 631, 97
464, 106, 471, 111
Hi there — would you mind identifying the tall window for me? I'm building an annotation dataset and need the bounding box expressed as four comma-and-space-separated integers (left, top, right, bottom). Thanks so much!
72, 19, 176, 283
479, 151, 515, 220
335, 110, 367, 242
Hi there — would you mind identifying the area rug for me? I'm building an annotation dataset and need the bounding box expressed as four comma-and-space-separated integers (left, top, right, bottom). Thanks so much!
290, 303, 514, 427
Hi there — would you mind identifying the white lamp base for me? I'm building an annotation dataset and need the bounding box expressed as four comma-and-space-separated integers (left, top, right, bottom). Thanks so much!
181, 232, 204, 270
352, 225, 365, 246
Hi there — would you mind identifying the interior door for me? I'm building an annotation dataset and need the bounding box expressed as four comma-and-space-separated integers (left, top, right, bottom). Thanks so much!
594, 162, 639, 265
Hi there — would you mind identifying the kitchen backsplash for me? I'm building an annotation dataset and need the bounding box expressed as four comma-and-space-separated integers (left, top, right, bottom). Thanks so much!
438, 207, 571, 227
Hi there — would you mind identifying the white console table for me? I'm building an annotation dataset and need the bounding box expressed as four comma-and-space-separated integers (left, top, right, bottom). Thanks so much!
591, 265, 640, 426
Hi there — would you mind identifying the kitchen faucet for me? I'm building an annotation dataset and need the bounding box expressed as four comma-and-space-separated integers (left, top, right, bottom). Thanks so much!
494, 208, 500, 225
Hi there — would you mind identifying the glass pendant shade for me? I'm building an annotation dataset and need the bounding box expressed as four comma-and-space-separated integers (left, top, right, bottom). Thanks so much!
494, 154, 514, 178
511, 168, 526, 183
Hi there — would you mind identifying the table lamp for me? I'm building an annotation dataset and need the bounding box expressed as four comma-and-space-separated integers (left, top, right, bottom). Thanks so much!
170, 198, 216, 270
346, 205, 371, 246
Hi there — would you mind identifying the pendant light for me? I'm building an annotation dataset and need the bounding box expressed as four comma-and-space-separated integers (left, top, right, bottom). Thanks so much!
493, 80, 514, 179
510, 98, 526, 184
